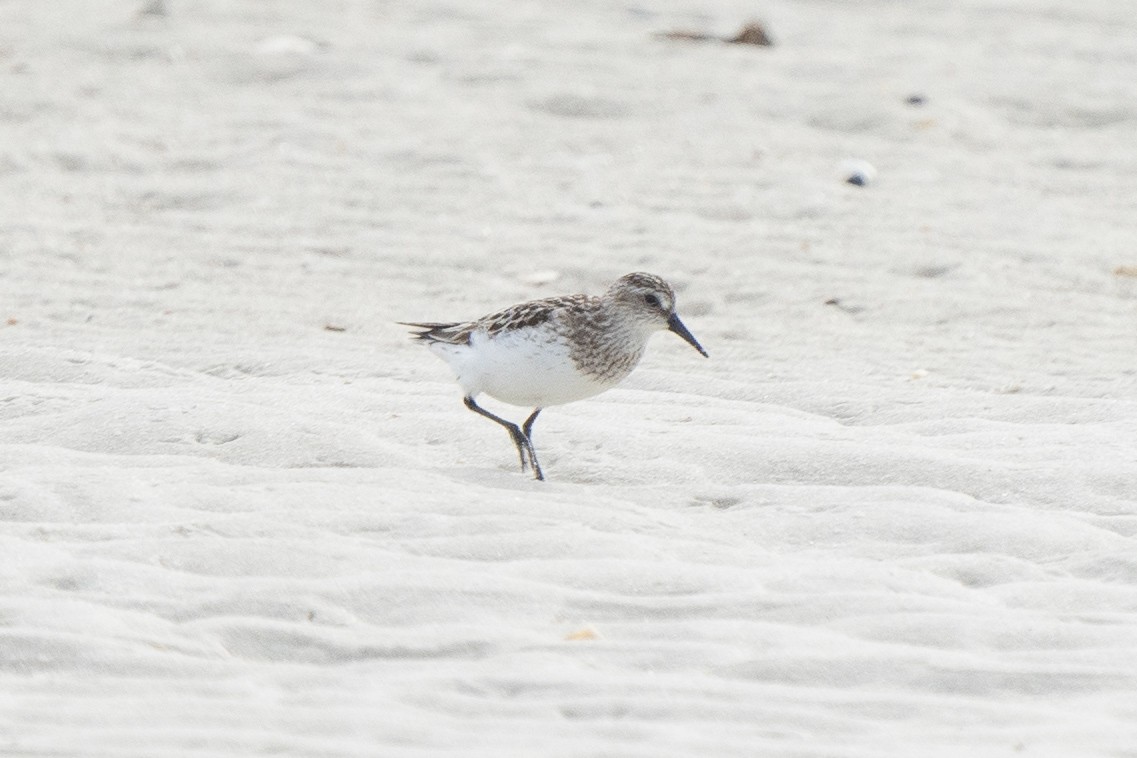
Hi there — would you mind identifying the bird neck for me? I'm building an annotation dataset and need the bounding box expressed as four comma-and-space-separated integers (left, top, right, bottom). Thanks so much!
567, 305, 650, 382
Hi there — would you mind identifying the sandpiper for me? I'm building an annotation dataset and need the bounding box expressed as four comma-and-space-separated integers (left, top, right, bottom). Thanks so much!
401, 272, 707, 480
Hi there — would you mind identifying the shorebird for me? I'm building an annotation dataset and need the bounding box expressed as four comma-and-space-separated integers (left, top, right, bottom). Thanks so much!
401, 272, 707, 480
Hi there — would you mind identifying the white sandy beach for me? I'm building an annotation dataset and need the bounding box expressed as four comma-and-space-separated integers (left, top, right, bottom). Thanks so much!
2, 0, 1136, 755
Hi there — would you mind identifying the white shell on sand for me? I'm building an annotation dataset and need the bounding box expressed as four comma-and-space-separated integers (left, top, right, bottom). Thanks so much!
2, 1, 1136, 756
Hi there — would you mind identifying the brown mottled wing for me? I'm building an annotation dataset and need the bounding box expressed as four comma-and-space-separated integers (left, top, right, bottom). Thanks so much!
401, 294, 595, 345
477, 294, 593, 337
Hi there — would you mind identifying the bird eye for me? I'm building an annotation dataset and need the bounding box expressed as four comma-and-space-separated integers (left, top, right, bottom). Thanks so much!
644, 294, 660, 308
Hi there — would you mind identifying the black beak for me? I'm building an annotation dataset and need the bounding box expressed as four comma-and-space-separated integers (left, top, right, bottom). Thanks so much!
667, 313, 708, 358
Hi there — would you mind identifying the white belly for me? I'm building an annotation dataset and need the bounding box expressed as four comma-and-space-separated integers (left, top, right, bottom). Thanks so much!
428, 329, 618, 407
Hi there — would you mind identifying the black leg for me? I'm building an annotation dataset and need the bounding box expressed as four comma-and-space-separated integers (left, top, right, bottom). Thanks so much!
522, 408, 543, 481
464, 396, 529, 471
463, 397, 544, 480
522, 408, 541, 440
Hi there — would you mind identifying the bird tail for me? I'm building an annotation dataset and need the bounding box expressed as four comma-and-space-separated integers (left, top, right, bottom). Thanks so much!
397, 321, 472, 345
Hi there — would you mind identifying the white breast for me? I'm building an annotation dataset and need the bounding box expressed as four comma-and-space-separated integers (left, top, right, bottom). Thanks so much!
428, 328, 616, 408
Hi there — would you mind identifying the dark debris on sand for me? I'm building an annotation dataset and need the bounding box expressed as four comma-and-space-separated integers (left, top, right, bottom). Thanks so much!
655, 22, 774, 47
